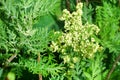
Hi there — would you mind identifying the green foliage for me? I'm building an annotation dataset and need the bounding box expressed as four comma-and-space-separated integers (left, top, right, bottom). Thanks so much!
110, 64, 120, 80
83, 53, 107, 80
34, 14, 60, 30
0, 0, 61, 54
0, 68, 3, 78
96, 1, 120, 53
82, 3, 94, 24
0, 0, 62, 79
51, 3, 101, 60
96, 1, 120, 79
18, 54, 63, 77
50, 3, 104, 80
102, 0, 118, 5
49, 74, 65, 80
0, 0, 120, 79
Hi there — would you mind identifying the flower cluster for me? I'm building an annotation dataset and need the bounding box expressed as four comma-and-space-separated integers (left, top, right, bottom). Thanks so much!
51, 3, 102, 66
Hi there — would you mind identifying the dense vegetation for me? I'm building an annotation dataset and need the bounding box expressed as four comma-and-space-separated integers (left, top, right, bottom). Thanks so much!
0, 0, 120, 80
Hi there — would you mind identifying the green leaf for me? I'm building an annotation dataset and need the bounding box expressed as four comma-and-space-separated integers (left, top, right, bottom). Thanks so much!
34, 14, 59, 30
0, 68, 3, 78
94, 75, 101, 80
84, 72, 92, 80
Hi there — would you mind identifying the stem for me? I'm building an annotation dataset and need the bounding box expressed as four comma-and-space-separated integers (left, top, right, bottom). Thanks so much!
76, 0, 81, 5
5, 53, 17, 67
106, 54, 120, 80
37, 53, 42, 80
66, 0, 70, 11
8, 54, 17, 62
118, 0, 120, 7
86, 0, 89, 5
38, 75, 42, 80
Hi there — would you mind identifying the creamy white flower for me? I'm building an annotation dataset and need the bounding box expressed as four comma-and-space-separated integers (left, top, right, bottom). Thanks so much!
63, 55, 70, 63
50, 2, 102, 61
73, 57, 79, 63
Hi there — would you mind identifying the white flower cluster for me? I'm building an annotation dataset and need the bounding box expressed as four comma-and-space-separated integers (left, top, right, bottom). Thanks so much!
51, 3, 102, 65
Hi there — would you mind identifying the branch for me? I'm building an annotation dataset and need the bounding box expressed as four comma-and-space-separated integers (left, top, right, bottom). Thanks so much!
105, 54, 120, 80
86, 0, 89, 5
76, 0, 81, 5
119, 0, 120, 7
37, 53, 42, 80
4, 53, 17, 67
66, 0, 70, 11
7, 54, 17, 63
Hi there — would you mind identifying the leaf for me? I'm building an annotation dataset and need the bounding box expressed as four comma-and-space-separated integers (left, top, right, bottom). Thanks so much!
34, 14, 59, 30
84, 72, 92, 80
0, 68, 3, 78
94, 75, 101, 80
